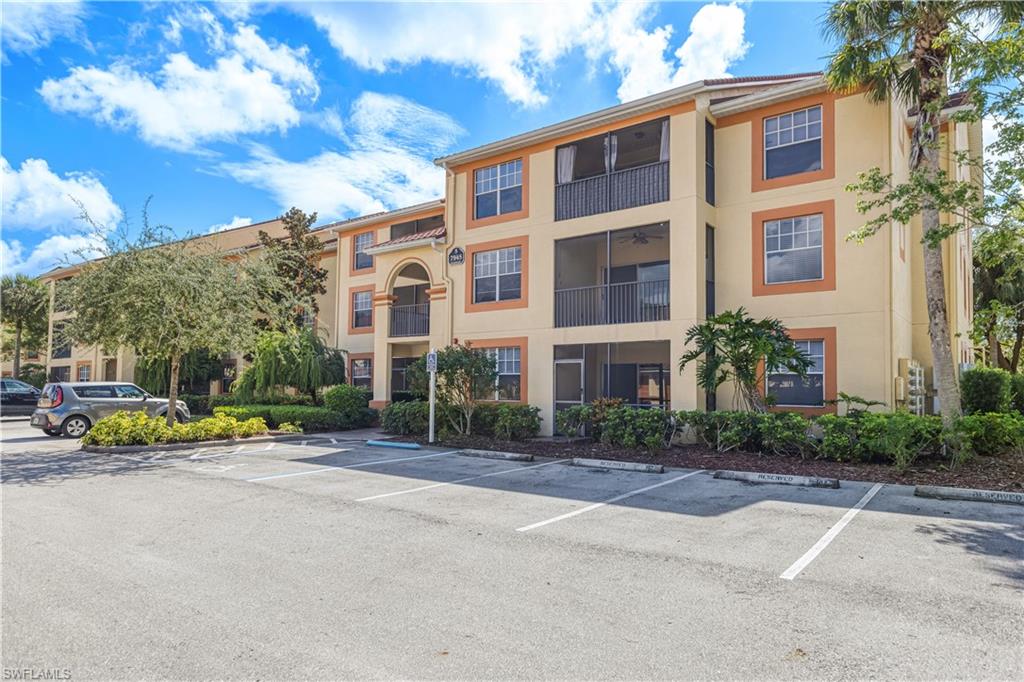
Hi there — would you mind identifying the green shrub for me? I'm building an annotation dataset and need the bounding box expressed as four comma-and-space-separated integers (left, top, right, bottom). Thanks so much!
82, 411, 268, 446
601, 407, 672, 451
276, 422, 303, 433
214, 405, 350, 432
555, 405, 592, 438
493, 404, 542, 440
953, 412, 1024, 458
469, 403, 500, 437
677, 410, 760, 452
855, 412, 943, 470
816, 414, 861, 462
756, 412, 814, 457
1010, 373, 1024, 414
323, 384, 373, 427
589, 397, 625, 440
380, 401, 430, 436
961, 366, 1013, 414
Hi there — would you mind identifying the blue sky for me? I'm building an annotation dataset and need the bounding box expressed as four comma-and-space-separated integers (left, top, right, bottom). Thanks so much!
1, 0, 833, 275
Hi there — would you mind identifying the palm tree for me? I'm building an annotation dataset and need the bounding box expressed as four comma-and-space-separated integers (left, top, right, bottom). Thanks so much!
0, 275, 49, 377
823, 0, 1022, 422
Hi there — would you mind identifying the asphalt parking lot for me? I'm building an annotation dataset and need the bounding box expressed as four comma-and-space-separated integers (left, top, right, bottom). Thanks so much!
2, 421, 1022, 680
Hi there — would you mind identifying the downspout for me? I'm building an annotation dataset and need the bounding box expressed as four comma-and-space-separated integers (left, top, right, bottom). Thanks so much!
440, 161, 456, 347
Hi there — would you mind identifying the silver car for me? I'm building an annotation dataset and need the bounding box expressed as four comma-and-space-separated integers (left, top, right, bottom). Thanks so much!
30, 382, 190, 438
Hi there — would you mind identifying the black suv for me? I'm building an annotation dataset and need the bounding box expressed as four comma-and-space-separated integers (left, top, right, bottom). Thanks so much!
0, 379, 42, 416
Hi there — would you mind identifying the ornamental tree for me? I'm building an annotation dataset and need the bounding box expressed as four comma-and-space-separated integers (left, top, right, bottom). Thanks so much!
678, 308, 812, 412
61, 205, 291, 426
257, 207, 328, 329
0, 274, 49, 377
406, 343, 498, 435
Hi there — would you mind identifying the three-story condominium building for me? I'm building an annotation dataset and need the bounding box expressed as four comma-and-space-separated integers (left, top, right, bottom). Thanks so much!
31, 72, 978, 433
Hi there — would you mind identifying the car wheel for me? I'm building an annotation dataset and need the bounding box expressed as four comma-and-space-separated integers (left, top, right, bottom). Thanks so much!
61, 415, 91, 438
43, 427, 62, 437
174, 411, 186, 423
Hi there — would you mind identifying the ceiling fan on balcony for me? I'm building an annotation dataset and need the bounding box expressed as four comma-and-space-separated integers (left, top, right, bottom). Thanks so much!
617, 230, 664, 245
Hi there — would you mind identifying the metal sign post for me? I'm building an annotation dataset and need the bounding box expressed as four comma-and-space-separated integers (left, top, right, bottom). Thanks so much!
426, 349, 438, 444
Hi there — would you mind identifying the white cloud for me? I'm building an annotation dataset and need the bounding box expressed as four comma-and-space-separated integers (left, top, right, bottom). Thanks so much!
1, 232, 105, 276
301, 1, 750, 106
1, 0, 87, 58
208, 215, 254, 233
218, 93, 463, 218
39, 20, 317, 151
1, 156, 120, 275
2, 156, 121, 231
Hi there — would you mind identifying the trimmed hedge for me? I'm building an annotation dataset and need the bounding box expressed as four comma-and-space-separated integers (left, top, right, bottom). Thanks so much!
380, 401, 542, 440
82, 411, 268, 446
961, 366, 1013, 414
323, 384, 374, 427
214, 405, 375, 432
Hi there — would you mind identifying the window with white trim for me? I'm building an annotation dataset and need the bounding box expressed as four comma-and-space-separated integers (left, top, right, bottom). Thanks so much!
473, 246, 521, 303
767, 339, 825, 407
764, 105, 822, 179
764, 213, 823, 284
474, 159, 522, 219
354, 232, 374, 270
481, 347, 521, 401
77, 364, 91, 382
352, 291, 372, 328
351, 358, 371, 389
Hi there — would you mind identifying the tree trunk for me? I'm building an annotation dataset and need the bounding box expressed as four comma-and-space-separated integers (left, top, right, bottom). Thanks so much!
12, 320, 22, 378
167, 355, 181, 428
987, 326, 1003, 369
1010, 323, 1024, 373
912, 14, 961, 425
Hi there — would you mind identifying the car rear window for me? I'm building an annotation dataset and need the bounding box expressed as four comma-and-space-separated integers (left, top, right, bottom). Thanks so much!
74, 385, 116, 398
42, 384, 60, 400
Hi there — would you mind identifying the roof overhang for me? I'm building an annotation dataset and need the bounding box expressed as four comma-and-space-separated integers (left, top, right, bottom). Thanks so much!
709, 76, 828, 118
436, 75, 821, 168
322, 199, 444, 234
364, 234, 445, 256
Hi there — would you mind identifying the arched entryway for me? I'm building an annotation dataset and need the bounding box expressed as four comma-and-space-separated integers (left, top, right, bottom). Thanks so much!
390, 262, 431, 337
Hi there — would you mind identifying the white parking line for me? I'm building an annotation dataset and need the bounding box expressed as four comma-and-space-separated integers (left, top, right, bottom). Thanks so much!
330, 438, 338, 444
516, 470, 704, 532
356, 459, 568, 502
244, 450, 461, 482
780, 483, 884, 581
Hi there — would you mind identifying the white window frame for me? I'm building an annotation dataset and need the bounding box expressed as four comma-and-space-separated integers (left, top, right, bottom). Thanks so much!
77, 364, 91, 382
352, 291, 373, 328
474, 159, 523, 219
768, 339, 825, 407
473, 246, 522, 304
763, 213, 824, 285
763, 105, 822, 177
351, 358, 372, 388
483, 346, 521, 401
354, 232, 374, 270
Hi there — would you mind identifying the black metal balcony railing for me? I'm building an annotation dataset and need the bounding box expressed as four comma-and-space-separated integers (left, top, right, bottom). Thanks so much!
554, 279, 669, 328
390, 303, 429, 337
555, 160, 669, 221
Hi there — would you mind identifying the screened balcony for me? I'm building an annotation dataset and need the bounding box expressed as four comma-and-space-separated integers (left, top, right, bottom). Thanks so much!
389, 264, 430, 338
555, 118, 669, 221
554, 223, 670, 328
554, 341, 672, 413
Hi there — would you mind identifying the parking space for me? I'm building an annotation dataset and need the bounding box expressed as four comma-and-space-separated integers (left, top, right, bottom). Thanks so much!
3, 430, 1022, 679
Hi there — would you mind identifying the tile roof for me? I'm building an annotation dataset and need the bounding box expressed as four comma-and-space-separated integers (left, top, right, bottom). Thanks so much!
703, 72, 821, 86
371, 226, 446, 249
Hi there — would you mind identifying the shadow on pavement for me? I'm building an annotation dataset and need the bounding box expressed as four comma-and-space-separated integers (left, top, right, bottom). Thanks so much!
915, 522, 1024, 586
1, 449, 169, 486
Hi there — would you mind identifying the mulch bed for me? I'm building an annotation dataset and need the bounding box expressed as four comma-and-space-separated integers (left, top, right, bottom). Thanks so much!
398, 434, 1024, 492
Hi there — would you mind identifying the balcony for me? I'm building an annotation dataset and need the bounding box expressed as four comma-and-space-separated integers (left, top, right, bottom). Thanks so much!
555, 279, 669, 328
554, 222, 670, 329
389, 303, 430, 338
555, 161, 669, 221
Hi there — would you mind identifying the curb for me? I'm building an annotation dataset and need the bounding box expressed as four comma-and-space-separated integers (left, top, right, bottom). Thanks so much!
460, 449, 534, 462
366, 439, 420, 450
573, 457, 663, 474
914, 485, 1024, 506
82, 432, 306, 454
713, 469, 840, 489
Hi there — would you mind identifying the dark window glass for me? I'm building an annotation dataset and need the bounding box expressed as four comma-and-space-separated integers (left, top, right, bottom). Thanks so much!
50, 366, 71, 382
475, 192, 497, 219
391, 357, 415, 392
474, 276, 497, 303
499, 186, 522, 213
75, 385, 115, 398
354, 232, 374, 270
351, 359, 372, 388
51, 322, 71, 359
614, 118, 664, 171
765, 139, 822, 179
114, 385, 146, 398
705, 119, 715, 205
767, 373, 824, 407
